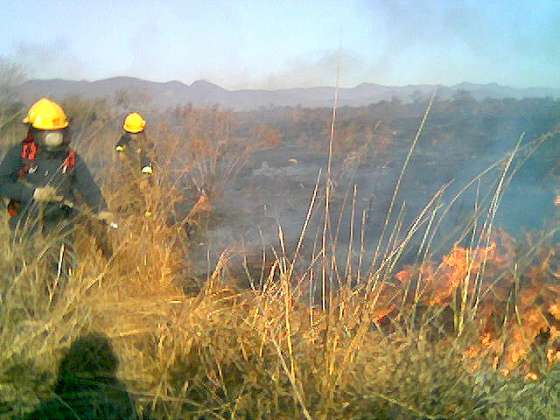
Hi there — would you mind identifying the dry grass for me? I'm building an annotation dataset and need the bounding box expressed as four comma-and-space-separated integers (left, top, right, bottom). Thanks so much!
1, 99, 560, 419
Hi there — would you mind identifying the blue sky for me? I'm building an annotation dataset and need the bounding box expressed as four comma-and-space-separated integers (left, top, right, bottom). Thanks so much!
0, 0, 558, 89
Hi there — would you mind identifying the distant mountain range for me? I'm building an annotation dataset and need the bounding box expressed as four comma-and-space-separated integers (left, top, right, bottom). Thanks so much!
17, 77, 560, 111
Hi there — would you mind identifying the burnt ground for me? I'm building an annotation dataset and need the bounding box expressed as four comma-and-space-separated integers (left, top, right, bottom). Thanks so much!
186, 137, 559, 284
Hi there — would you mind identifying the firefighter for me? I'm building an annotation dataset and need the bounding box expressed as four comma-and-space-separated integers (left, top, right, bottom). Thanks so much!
113, 112, 155, 216
115, 112, 154, 177
0, 98, 114, 273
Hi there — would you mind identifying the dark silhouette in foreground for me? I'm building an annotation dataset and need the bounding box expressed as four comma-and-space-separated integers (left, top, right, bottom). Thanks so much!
26, 333, 137, 419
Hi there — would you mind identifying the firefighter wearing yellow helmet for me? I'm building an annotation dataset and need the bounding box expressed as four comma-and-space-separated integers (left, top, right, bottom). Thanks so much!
0, 98, 114, 273
113, 112, 155, 217
115, 112, 154, 176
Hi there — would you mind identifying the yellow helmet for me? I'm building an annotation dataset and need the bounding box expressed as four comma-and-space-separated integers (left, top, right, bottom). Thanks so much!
26, 98, 69, 130
23, 97, 52, 125
123, 112, 146, 133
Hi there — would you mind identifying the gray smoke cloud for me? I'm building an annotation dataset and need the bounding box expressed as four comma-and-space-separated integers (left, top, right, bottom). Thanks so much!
262, 49, 367, 89
224, 49, 369, 90
361, 0, 560, 87
10, 39, 84, 81
5, 0, 560, 89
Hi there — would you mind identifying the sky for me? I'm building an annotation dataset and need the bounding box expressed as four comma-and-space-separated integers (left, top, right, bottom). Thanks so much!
0, 0, 558, 89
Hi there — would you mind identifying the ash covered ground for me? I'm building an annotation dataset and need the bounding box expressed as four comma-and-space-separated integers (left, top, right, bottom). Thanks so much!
190, 131, 559, 281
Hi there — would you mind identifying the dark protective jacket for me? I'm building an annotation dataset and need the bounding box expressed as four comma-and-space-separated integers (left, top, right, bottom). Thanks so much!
0, 142, 107, 223
114, 132, 154, 176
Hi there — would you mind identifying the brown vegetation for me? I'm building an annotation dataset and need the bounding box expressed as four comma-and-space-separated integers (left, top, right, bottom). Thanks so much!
1, 92, 560, 419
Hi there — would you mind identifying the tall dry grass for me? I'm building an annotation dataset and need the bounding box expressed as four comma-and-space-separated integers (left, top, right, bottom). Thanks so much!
0, 93, 560, 419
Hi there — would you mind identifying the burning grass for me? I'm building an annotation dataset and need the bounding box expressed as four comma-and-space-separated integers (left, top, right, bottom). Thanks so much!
1, 97, 560, 418
2, 178, 560, 419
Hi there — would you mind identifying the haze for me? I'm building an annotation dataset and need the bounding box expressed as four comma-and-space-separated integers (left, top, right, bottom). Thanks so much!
0, 0, 558, 89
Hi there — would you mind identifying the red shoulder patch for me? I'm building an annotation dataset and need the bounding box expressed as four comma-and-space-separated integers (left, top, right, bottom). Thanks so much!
63, 149, 77, 173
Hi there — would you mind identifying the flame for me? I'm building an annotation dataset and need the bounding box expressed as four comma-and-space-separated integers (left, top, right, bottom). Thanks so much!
389, 230, 560, 375
395, 241, 504, 306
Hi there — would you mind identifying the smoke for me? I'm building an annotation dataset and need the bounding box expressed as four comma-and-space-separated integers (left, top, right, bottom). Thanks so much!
126, 22, 166, 81
362, 0, 560, 87
2, 1, 559, 91
10, 39, 85, 81
217, 49, 368, 90
0, 58, 25, 82
257, 49, 367, 89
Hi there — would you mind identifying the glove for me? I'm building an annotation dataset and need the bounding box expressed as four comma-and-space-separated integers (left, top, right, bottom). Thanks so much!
141, 165, 153, 175
33, 186, 63, 203
96, 210, 115, 225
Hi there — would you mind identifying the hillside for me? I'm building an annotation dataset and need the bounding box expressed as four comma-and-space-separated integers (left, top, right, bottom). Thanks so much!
17, 77, 560, 111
